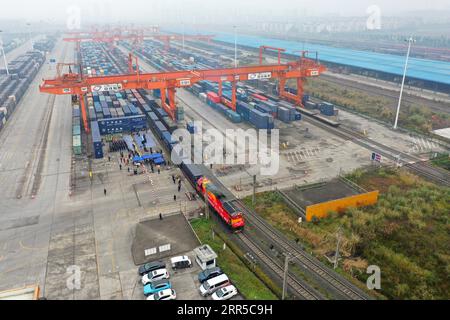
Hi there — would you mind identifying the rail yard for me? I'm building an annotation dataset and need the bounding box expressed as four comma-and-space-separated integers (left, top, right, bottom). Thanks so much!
0, 1, 449, 305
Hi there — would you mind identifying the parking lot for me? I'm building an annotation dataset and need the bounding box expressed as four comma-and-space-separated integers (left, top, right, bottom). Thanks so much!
135, 251, 204, 300
132, 214, 207, 300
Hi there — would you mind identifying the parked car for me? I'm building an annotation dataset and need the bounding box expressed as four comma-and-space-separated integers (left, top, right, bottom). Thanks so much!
171, 255, 192, 270
211, 285, 238, 300
199, 274, 230, 296
198, 267, 223, 284
143, 280, 171, 297
146, 289, 176, 300
138, 261, 166, 276
142, 268, 169, 285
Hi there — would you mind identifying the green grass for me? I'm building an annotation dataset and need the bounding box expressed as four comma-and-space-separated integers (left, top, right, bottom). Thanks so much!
431, 153, 450, 171
190, 218, 278, 300
244, 168, 450, 299
303, 78, 450, 134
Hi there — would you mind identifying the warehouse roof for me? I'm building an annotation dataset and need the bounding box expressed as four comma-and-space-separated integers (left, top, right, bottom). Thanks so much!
433, 127, 450, 140
167, 29, 450, 86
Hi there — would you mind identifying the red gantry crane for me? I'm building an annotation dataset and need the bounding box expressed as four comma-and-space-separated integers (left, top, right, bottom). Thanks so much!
39, 47, 326, 133
63, 28, 215, 52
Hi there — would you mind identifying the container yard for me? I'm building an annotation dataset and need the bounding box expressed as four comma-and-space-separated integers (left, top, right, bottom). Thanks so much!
0, 0, 449, 309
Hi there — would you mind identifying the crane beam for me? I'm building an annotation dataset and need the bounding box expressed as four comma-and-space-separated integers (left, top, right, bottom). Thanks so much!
40, 53, 326, 132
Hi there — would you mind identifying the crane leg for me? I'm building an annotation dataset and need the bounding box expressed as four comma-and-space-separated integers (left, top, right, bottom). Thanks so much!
218, 81, 222, 98
279, 77, 286, 100
79, 94, 90, 133
161, 87, 167, 111
231, 81, 237, 112
168, 87, 176, 120
296, 78, 304, 106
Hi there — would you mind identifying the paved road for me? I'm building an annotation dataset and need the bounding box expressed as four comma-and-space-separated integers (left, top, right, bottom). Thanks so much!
0, 38, 73, 291
4, 37, 40, 62
0, 40, 202, 299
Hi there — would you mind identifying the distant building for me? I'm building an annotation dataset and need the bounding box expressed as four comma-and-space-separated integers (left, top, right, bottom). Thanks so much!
0, 285, 41, 300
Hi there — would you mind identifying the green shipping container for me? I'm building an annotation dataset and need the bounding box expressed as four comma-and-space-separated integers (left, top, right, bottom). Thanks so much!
73, 135, 82, 155
73, 125, 81, 136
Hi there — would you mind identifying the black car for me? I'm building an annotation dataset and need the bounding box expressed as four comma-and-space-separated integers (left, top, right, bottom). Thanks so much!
198, 267, 223, 283
138, 261, 166, 276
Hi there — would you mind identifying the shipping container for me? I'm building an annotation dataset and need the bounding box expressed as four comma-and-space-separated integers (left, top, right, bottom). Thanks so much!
207, 92, 221, 103
91, 121, 103, 159
72, 135, 82, 155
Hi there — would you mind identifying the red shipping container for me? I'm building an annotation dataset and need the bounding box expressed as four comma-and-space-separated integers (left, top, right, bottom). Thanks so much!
252, 93, 268, 101
207, 91, 221, 103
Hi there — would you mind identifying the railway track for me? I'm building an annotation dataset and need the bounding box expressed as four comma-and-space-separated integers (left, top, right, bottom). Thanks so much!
236, 232, 322, 300
124, 41, 375, 300
301, 115, 450, 186
320, 75, 450, 114
167, 40, 450, 185
233, 201, 371, 300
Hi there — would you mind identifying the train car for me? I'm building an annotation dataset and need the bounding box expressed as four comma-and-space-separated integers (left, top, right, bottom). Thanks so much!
181, 162, 245, 232
296, 108, 340, 127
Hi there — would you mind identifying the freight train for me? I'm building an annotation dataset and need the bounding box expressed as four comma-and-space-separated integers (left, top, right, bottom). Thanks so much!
134, 83, 246, 232
181, 162, 245, 232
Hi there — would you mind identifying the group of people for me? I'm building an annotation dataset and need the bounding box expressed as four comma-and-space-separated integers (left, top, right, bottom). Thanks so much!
172, 174, 183, 202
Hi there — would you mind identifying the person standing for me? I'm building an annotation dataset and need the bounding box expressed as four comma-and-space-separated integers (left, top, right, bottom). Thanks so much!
104, 188, 107, 196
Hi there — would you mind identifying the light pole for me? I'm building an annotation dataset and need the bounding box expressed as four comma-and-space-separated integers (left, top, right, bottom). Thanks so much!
182, 23, 185, 51
0, 30, 9, 76
393, 36, 415, 130
281, 252, 303, 300
282, 254, 290, 300
233, 25, 237, 68
26, 23, 33, 50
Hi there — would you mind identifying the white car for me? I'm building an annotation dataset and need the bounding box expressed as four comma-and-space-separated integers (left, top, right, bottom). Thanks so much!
146, 289, 176, 300
142, 268, 169, 285
170, 255, 192, 270
211, 285, 238, 300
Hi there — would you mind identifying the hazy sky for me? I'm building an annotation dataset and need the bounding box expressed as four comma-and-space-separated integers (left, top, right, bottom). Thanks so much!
1, 0, 450, 24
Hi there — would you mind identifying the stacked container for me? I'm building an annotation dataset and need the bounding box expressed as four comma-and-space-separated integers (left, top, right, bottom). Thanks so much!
72, 104, 82, 155
319, 102, 335, 116
249, 108, 275, 131
91, 121, 103, 159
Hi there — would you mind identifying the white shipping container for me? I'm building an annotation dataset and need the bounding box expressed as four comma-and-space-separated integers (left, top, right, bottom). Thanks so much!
199, 93, 207, 103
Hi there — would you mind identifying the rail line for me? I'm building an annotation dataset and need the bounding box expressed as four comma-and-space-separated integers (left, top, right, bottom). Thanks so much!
236, 231, 323, 300
319, 75, 450, 114
233, 201, 371, 300
301, 115, 450, 186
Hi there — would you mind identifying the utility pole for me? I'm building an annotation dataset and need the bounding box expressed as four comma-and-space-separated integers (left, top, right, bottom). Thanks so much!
394, 36, 415, 130
252, 175, 256, 205
26, 23, 33, 50
182, 23, 185, 51
204, 184, 209, 219
282, 254, 290, 300
0, 30, 9, 76
334, 226, 342, 270
233, 25, 237, 68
